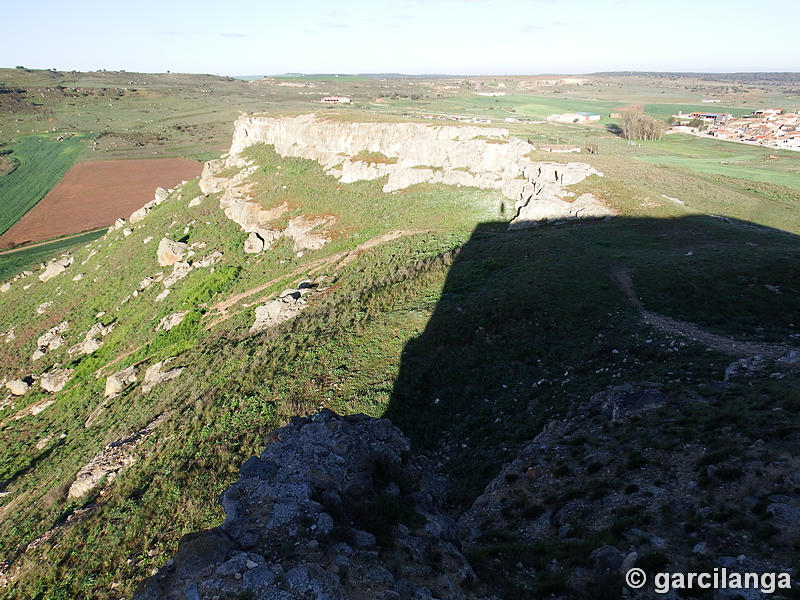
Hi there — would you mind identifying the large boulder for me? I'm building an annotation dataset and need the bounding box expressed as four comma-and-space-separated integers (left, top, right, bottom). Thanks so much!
157, 238, 188, 267
6, 379, 29, 396
134, 410, 478, 600
243, 232, 265, 254
104, 365, 138, 398
40, 368, 74, 393
250, 293, 306, 333
39, 256, 74, 282
32, 321, 69, 361
156, 311, 188, 332
141, 359, 183, 395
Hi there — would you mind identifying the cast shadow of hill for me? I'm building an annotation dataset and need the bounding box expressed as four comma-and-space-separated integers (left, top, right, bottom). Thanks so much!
385, 214, 800, 509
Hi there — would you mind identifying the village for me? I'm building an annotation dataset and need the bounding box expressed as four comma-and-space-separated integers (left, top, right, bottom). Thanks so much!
670, 107, 800, 151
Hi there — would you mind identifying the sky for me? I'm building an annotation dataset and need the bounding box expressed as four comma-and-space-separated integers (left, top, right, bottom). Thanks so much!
3, 0, 798, 75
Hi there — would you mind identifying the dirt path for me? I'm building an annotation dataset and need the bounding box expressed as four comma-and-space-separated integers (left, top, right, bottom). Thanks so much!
612, 268, 794, 359
206, 229, 425, 329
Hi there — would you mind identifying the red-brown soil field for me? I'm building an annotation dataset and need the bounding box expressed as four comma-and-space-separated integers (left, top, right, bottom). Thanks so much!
0, 158, 202, 249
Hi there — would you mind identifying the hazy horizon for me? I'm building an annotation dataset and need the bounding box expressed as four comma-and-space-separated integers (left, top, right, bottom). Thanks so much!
3, 0, 798, 75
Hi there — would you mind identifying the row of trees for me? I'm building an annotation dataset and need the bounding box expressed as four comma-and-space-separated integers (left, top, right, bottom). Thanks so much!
619, 111, 668, 141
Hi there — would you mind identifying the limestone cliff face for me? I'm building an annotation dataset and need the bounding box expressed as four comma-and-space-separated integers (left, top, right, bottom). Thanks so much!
201, 114, 614, 233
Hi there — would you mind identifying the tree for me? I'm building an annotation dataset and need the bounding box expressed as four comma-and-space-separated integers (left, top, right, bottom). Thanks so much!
618, 112, 667, 141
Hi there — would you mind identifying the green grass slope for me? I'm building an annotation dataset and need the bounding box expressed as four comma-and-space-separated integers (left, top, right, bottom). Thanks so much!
0, 130, 798, 599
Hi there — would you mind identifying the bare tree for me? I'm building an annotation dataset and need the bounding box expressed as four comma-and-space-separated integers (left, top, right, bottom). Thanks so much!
618, 112, 667, 141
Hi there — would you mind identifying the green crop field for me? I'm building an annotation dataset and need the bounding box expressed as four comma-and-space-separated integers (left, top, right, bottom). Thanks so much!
0, 229, 105, 280
0, 134, 90, 236
635, 135, 800, 190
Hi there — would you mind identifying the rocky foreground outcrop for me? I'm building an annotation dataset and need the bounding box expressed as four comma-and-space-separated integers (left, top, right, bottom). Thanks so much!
135, 410, 481, 600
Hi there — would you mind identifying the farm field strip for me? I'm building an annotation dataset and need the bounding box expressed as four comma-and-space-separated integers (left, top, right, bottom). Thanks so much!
0, 134, 90, 236
0, 158, 203, 249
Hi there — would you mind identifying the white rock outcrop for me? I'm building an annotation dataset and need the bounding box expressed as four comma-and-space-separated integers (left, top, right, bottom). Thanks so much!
39, 256, 74, 282
157, 311, 188, 332
157, 238, 187, 267
6, 379, 29, 396
104, 365, 138, 398
40, 368, 74, 393
202, 114, 613, 233
141, 359, 183, 395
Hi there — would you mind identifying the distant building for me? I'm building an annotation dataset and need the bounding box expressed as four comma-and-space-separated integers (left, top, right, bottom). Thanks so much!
547, 112, 601, 124
679, 112, 731, 124
477, 92, 506, 97
320, 96, 351, 104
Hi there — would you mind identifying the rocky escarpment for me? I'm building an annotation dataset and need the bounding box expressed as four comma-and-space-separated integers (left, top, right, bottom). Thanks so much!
135, 410, 481, 600
200, 114, 613, 240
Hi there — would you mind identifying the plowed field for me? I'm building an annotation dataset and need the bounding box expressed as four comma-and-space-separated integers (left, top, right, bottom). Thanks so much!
0, 158, 202, 249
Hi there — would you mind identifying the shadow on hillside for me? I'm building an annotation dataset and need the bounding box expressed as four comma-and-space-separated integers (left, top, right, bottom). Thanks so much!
385, 214, 800, 509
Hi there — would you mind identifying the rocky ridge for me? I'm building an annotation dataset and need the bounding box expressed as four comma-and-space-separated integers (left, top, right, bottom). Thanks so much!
135, 410, 481, 600
199, 114, 613, 250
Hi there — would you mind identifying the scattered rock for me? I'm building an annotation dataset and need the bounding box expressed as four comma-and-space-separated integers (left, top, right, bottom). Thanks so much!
40, 368, 74, 393
131, 187, 170, 223
142, 359, 184, 395
33, 321, 69, 360
157, 311, 189, 332
777, 350, 800, 366
157, 238, 188, 267
36, 301, 52, 314
593, 383, 670, 423
67, 414, 167, 500
6, 379, 29, 396
39, 255, 74, 282
163, 261, 192, 288
192, 251, 223, 268
188, 196, 202, 208
69, 322, 115, 356
724, 355, 766, 381
105, 365, 138, 398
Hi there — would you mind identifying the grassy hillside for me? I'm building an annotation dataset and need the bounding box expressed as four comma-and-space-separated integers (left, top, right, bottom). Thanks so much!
0, 126, 798, 597
0, 72, 799, 598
